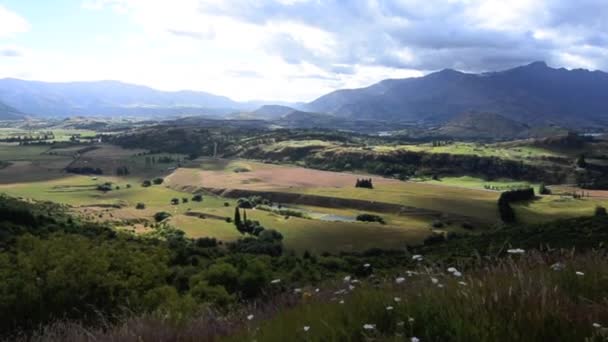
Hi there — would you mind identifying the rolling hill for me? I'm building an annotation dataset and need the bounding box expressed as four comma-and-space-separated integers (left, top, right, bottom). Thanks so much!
306, 62, 608, 128
436, 111, 531, 139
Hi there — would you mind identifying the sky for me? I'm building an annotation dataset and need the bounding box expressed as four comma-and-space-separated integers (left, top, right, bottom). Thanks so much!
0, 0, 607, 102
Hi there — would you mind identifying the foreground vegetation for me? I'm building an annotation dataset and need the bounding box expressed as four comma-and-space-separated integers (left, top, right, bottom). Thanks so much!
2, 194, 608, 341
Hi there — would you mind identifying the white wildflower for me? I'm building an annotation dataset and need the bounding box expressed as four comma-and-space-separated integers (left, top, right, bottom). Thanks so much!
351, 279, 360, 284
343, 275, 351, 282
315, 288, 320, 293
576, 271, 585, 276
270, 279, 281, 284
294, 288, 302, 294
437, 284, 444, 288
386, 306, 394, 311
507, 248, 525, 254
363, 324, 376, 330
394, 297, 402, 302
550, 263, 564, 271
408, 317, 415, 323
431, 277, 439, 284
412, 254, 423, 261
593, 323, 602, 328
364, 263, 371, 268
453, 271, 462, 277
411, 337, 420, 342
396, 277, 406, 284
247, 314, 254, 321
349, 285, 355, 291
339, 300, 345, 304
458, 281, 467, 286
304, 326, 310, 332
447, 267, 458, 273
397, 321, 405, 327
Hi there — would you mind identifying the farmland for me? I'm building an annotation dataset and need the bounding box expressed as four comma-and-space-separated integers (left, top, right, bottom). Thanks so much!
1, 129, 607, 253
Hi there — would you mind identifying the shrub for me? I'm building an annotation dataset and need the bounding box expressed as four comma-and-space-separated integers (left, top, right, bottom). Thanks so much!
424, 232, 446, 245
153, 178, 164, 185
237, 198, 253, 209
182, 198, 188, 203
431, 220, 444, 228
141, 180, 152, 187
170, 198, 179, 205
596, 206, 607, 217
539, 183, 551, 195
96, 182, 113, 192
154, 211, 171, 222
192, 194, 203, 202
356, 213, 385, 224
136, 203, 146, 210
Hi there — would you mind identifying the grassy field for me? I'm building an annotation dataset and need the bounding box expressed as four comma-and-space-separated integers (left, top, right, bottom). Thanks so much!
1, 143, 605, 252
515, 195, 608, 223
371, 142, 564, 161
417, 175, 539, 191
0, 172, 437, 252
0, 128, 97, 142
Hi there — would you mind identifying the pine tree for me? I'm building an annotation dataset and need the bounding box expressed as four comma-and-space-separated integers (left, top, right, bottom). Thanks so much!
234, 207, 241, 228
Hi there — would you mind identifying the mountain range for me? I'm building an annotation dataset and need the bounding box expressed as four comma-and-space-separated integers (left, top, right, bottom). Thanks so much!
306, 62, 608, 128
0, 78, 258, 118
1, 62, 608, 130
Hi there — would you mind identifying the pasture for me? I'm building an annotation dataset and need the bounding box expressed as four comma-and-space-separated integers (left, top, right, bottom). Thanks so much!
1, 141, 605, 252
371, 142, 563, 161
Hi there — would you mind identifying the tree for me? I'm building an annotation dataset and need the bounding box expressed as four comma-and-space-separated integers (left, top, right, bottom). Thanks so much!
154, 211, 171, 222
234, 207, 242, 228
595, 206, 607, 217
576, 155, 587, 168
96, 182, 113, 192
153, 177, 164, 185
170, 198, 179, 205
539, 183, 551, 195
192, 194, 203, 202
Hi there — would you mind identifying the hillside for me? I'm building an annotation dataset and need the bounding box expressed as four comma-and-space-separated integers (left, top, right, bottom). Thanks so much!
0, 78, 252, 118
436, 112, 531, 139
0, 101, 24, 120
252, 105, 297, 120
307, 62, 608, 128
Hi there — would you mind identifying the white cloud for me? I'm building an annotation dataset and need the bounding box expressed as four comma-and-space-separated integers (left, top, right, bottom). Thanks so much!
2, 0, 608, 102
0, 5, 29, 38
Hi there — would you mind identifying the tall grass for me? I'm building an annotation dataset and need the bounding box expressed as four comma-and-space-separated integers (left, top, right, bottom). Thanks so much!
228, 249, 608, 341
13, 250, 608, 341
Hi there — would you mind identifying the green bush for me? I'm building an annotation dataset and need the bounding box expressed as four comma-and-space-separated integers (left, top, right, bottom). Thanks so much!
154, 211, 172, 222
356, 213, 385, 224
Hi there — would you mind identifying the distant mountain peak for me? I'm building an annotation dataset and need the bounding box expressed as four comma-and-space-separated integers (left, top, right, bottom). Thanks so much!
525, 61, 549, 68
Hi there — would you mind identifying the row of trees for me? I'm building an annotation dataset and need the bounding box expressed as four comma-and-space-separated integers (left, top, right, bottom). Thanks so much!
355, 178, 374, 189
498, 188, 535, 223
